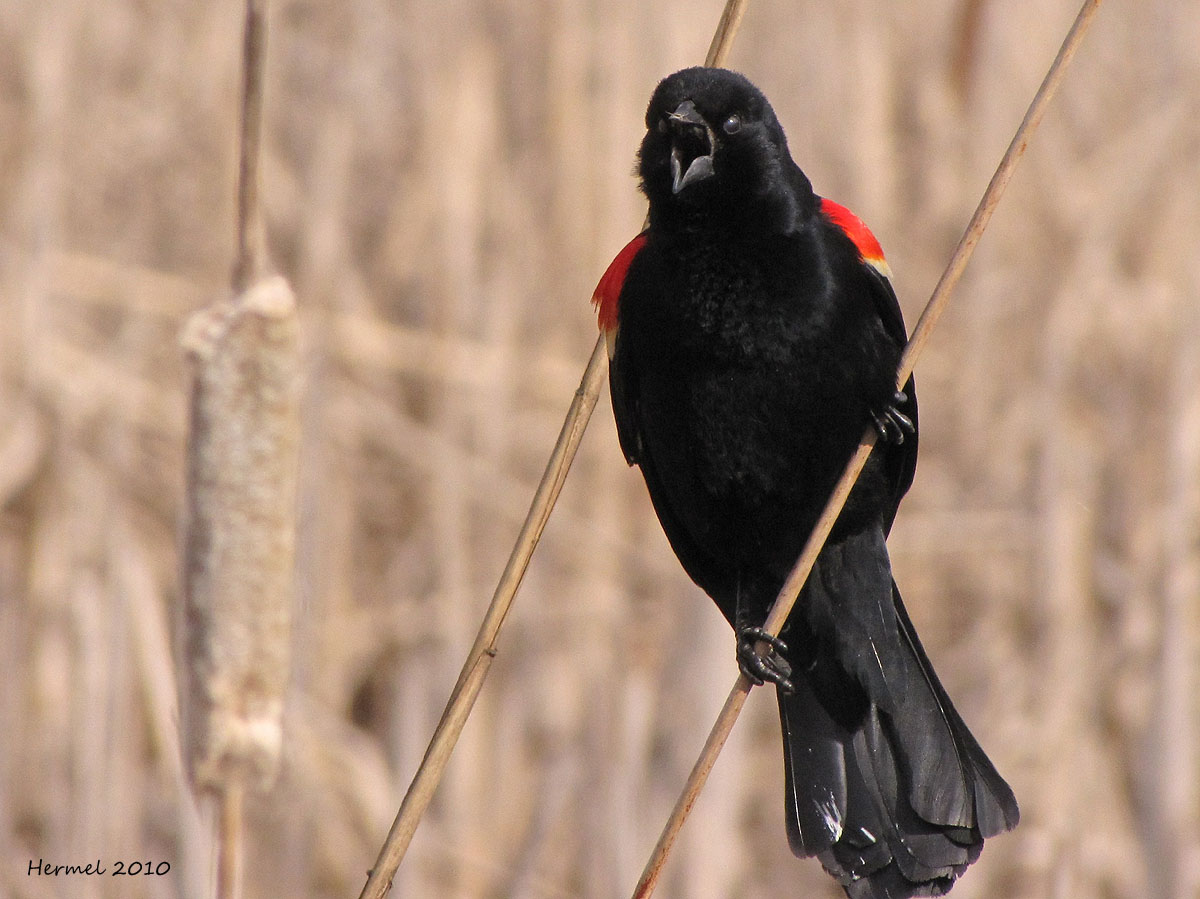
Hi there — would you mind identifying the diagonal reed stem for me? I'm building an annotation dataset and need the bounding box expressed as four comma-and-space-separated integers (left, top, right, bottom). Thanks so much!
357, 337, 606, 899
703, 0, 750, 68
631, 2, 1103, 896
356, 4, 755, 896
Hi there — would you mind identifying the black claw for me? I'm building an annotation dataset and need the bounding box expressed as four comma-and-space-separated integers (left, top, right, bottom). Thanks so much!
737, 627, 795, 693
871, 391, 915, 445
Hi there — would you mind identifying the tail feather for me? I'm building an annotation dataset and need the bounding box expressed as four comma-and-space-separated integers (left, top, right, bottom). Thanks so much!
778, 539, 1017, 898
779, 675, 847, 854
890, 594, 1017, 838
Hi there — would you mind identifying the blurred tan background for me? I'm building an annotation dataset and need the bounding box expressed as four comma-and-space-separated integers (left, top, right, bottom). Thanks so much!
2, 1, 1199, 897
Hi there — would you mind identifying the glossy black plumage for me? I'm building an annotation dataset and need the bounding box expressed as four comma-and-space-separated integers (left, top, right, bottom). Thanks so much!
602, 67, 1018, 897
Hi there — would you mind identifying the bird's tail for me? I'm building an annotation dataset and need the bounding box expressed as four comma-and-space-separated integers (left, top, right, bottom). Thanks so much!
778, 570, 1018, 898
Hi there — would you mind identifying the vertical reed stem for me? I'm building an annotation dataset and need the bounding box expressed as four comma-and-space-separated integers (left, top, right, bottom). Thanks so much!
185, 6, 294, 899
216, 784, 245, 899
233, 0, 268, 292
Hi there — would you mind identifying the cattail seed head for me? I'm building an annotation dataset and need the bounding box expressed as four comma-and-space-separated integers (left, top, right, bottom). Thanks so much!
180, 275, 300, 794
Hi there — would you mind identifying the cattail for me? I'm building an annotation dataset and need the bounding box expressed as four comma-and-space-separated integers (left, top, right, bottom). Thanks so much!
180, 275, 299, 796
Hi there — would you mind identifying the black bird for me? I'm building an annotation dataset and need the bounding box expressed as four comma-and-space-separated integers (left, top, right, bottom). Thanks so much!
593, 67, 1018, 898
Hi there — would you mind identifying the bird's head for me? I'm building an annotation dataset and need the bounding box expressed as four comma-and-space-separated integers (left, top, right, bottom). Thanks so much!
638, 67, 811, 231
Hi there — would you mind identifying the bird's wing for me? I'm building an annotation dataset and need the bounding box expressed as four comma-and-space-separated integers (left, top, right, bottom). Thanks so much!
864, 264, 919, 524
820, 198, 919, 525
817, 198, 906, 348
592, 232, 648, 465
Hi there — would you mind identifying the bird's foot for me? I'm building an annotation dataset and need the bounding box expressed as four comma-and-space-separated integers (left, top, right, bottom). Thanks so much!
736, 627, 794, 693
870, 391, 914, 445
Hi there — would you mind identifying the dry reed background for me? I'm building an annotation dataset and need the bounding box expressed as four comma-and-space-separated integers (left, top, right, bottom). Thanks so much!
2, 1, 1198, 897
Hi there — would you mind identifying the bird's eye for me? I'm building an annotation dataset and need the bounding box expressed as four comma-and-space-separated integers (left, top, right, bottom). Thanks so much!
722, 114, 742, 134
657, 117, 669, 134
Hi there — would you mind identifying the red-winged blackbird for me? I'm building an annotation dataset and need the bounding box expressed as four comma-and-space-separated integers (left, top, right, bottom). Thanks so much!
594, 67, 1018, 898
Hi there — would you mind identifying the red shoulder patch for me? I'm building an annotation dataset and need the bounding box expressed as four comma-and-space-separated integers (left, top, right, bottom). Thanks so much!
820, 198, 890, 277
592, 232, 647, 335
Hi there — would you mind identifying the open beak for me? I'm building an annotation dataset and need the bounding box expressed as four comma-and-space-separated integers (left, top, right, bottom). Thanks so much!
667, 100, 716, 194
